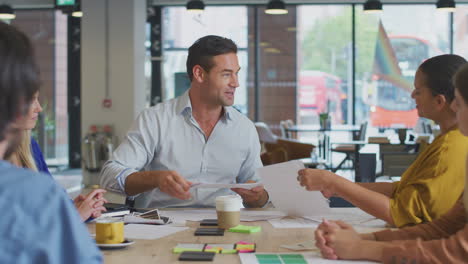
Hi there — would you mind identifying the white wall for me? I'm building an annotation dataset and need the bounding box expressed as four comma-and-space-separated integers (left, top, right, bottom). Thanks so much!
81, 0, 146, 185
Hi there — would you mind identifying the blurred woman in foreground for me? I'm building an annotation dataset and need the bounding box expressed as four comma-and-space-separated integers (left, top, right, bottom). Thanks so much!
9, 91, 107, 221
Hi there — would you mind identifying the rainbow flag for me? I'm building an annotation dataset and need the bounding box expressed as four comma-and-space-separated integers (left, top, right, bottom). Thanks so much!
372, 22, 413, 92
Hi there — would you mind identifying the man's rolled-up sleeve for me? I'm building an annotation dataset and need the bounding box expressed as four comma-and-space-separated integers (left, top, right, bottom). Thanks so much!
100, 110, 158, 196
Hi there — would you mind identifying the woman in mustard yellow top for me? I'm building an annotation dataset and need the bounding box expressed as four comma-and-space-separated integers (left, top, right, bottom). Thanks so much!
297, 54, 468, 227
312, 60, 468, 264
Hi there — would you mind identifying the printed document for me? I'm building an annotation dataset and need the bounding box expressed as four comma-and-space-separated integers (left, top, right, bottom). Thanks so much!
257, 160, 330, 217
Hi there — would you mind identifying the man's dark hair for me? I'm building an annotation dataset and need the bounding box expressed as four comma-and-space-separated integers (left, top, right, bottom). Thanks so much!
186, 35, 237, 81
418, 54, 466, 103
0, 21, 39, 142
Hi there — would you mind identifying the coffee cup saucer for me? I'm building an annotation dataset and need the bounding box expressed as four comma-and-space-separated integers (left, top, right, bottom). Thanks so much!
95, 239, 135, 249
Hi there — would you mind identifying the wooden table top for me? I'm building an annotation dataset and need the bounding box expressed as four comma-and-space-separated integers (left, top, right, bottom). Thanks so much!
88, 208, 385, 264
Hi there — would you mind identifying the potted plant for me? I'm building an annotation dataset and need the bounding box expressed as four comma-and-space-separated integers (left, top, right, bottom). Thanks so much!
319, 112, 331, 130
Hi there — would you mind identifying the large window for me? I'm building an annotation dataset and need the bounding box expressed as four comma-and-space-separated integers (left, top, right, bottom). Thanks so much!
454, 5, 468, 59
356, 5, 450, 128
155, 3, 460, 132
12, 10, 69, 167
161, 6, 248, 113
298, 5, 352, 125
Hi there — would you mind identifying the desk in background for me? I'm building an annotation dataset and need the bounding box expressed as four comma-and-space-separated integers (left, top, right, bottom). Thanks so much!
285, 125, 360, 164
285, 124, 360, 134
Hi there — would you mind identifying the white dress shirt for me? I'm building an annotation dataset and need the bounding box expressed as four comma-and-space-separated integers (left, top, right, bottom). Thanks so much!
100, 90, 262, 208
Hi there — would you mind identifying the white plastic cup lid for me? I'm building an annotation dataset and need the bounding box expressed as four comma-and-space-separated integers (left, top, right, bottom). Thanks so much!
215, 195, 242, 212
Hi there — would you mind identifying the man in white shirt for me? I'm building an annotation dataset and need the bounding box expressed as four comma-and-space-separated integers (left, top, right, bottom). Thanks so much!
101, 35, 268, 208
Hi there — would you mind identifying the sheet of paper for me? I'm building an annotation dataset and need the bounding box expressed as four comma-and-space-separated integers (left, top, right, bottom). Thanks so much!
268, 217, 320, 228
124, 224, 188, 240
240, 210, 287, 222
258, 160, 330, 217
280, 240, 317, 251
303, 208, 385, 228
161, 209, 286, 223
162, 209, 217, 222
191, 182, 263, 190
239, 252, 377, 264
123, 215, 166, 225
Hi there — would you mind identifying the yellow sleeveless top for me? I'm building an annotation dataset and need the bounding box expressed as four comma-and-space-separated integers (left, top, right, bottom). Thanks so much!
390, 127, 468, 227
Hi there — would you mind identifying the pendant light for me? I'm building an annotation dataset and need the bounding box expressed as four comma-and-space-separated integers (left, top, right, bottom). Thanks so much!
436, 0, 456, 12
0, 4, 15, 20
265, 0, 288, 15
186, 0, 205, 14
363, 0, 383, 14
71, 4, 82, 17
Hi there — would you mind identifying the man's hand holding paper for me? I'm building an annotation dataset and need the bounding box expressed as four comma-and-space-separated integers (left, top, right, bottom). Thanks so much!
155, 170, 193, 200
231, 180, 269, 208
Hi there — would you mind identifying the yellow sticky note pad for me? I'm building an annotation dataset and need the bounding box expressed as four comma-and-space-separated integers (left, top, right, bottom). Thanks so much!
173, 243, 205, 253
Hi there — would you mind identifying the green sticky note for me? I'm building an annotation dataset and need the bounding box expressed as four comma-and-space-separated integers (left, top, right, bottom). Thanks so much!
228, 225, 262, 233
221, 249, 238, 254
172, 243, 205, 253
173, 247, 203, 253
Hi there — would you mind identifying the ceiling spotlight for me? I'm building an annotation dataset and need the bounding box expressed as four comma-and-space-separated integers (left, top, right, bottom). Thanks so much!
71, 4, 82, 17
0, 4, 15, 20
363, 0, 383, 14
186, 0, 205, 14
436, 0, 456, 12
265, 0, 288, 15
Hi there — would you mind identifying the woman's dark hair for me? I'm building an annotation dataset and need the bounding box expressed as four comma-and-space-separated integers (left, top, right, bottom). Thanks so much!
186, 35, 237, 81
453, 63, 468, 104
418, 54, 466, 102
0, 21, 39, 142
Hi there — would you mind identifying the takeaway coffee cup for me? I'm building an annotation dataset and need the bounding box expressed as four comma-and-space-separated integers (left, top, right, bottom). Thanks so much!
95, 219, 124, 244
215, 195, 242, 229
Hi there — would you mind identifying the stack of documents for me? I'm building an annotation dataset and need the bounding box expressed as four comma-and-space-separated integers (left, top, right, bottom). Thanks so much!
123, 215, 167, 225
124, 224, 188, 240
123, 209, 171, 225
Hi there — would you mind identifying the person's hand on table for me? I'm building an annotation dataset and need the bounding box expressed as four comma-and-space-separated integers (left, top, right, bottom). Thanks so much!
74, 189, 108, 221
154, 170, 192, 200
316, 219, 370, 260
297, 169, 338, 198
315, 219, 339, 260
231, 180, 269, 208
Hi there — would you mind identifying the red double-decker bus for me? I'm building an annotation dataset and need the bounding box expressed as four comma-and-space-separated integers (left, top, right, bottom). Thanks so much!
370, 35, 442, 127
298, 70, 343, 124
